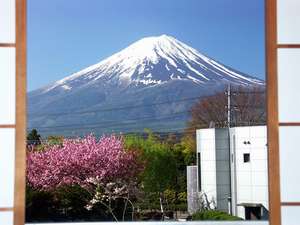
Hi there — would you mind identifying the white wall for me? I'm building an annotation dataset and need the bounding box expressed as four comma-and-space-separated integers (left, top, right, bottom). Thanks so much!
196, 126, 268, 220
277, 0, 300, 224
0, 0, 15, 224
230, 126, 268, 219
0, 0, 15, 43
196, 129, 217, 206
277, 0, 300, 44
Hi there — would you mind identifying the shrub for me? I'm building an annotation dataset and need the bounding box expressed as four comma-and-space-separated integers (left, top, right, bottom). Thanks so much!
25, 185, 114, 222
192, 210, 243, 221
26, 187, 58, 222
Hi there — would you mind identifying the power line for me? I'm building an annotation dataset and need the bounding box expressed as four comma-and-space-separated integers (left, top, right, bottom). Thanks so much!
29, 95, 206, 117
29, 120, 266, 139
32, 121, 185, 134
32, 124, 193, 137
27, 120, 266, 142
29, 90, 264, 117
29, 110, 190, 130
28, 102, 265, 131
29, 104, 265, 133
27, 127, 197, 141
28, 89, 266, 136
229, 91, 265, 94
29, 108, 266, 133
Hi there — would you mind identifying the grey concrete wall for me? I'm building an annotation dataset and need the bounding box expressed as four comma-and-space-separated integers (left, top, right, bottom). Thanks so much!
215, 129, 231, 213
187, 165, 199, 214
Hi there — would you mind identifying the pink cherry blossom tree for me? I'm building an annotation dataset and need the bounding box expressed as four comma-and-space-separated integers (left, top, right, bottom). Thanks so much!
27, 134, 144, 221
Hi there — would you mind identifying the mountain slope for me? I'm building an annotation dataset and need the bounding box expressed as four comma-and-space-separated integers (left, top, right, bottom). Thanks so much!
28, 35, 264, 136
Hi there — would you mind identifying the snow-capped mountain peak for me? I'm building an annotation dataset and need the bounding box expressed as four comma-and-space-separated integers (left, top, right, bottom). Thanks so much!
29, 35, 265, 136
40, 34, 264, 94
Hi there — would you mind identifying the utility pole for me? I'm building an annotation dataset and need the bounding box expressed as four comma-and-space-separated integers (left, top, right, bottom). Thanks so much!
227, 84, 231, 128
226, 83, 234, 216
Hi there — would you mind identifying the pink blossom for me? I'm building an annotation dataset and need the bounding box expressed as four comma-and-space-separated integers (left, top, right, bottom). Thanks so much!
27, 134, 143, 190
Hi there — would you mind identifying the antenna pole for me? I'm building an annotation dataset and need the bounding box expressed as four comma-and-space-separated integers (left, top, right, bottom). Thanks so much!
227, 84, 231, 128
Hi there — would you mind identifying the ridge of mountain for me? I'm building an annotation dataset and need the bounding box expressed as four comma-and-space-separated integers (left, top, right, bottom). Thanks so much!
28, 35, 264, 136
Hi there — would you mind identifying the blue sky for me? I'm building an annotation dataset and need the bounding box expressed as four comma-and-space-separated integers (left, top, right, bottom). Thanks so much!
27, 0, 265, 91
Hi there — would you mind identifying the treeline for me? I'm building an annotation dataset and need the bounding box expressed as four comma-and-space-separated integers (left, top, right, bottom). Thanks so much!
26, 131, 194, 222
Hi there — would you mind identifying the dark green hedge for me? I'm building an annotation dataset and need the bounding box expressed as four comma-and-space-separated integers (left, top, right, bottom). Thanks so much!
192, 210, 243, 221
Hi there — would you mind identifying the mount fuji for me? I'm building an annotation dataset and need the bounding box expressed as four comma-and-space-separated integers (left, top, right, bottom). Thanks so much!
28, 35, 264, 136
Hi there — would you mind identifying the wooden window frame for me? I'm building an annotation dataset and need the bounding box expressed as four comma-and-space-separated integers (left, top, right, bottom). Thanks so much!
266, 0, 281, 225
9, 0, 286, 224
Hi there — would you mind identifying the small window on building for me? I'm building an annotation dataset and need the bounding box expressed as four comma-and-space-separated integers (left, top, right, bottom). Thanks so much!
197, 152, 201, 191
244, 153, 250, 163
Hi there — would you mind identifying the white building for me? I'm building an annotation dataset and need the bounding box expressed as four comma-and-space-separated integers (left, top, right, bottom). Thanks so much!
192, 126, 268, 220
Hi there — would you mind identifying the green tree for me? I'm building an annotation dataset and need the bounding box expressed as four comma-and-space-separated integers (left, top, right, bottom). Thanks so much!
47, 135, 64, 146
125, 131, 177, 217
173, 135, 196, 166
27, 129, 41, 145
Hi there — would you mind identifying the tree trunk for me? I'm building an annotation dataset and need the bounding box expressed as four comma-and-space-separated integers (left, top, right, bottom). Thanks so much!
122, 198, 128, 221
159, 192, 164, 220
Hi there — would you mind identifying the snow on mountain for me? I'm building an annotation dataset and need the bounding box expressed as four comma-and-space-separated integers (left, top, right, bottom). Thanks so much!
40, 34, 263, 94
28, 35, 265, 136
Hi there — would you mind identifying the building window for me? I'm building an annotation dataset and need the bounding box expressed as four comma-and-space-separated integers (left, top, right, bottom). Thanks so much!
244, 153, 250, 163
197, 152, 201, 191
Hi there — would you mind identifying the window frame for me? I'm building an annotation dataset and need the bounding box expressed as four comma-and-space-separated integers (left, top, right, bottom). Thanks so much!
243, 153, 251, 163
9, 0, 281, 224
